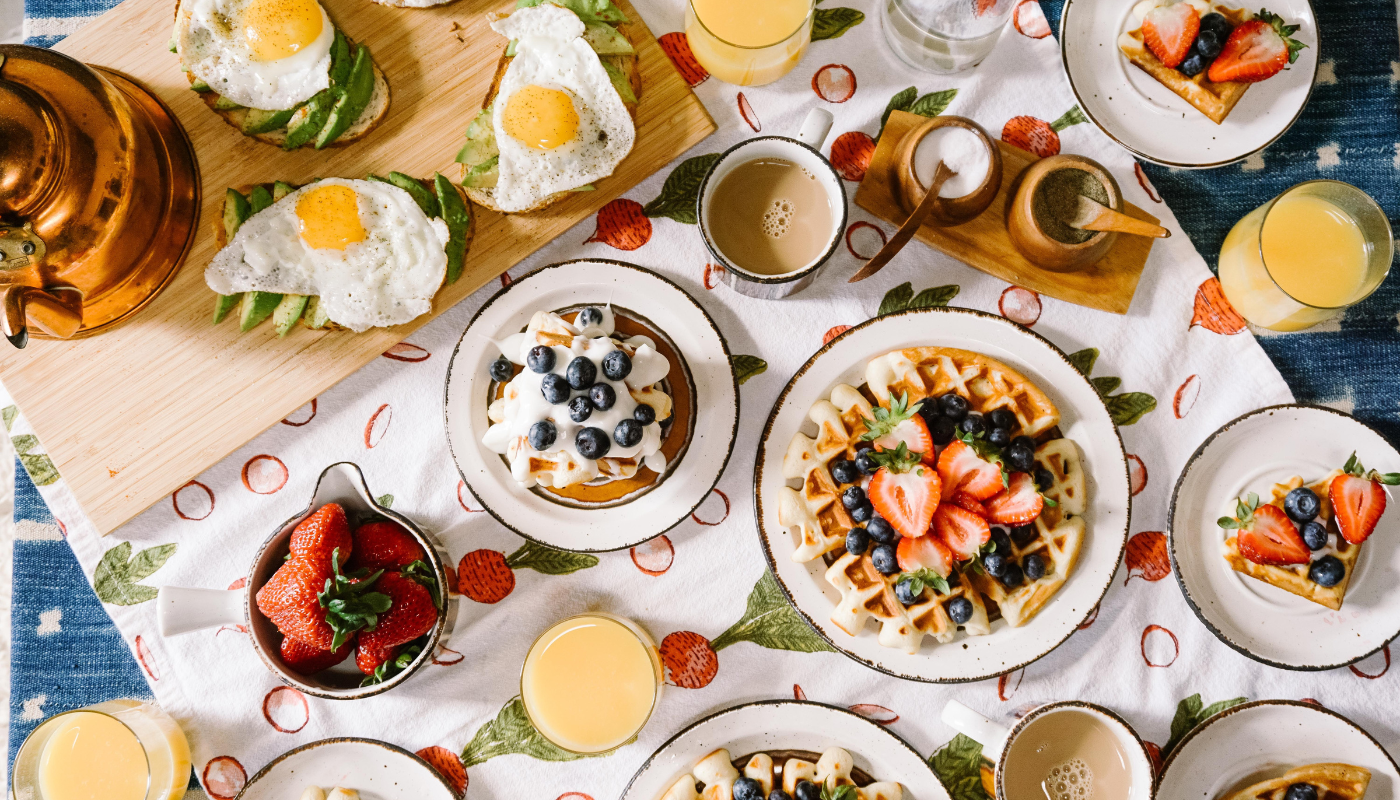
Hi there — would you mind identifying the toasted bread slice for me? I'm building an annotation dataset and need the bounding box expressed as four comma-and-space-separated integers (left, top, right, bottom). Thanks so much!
1117, 5, 1252, 124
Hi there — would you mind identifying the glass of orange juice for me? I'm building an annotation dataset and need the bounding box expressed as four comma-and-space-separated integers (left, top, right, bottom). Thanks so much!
520, 613, 663, 754
1218, 180, 1392, 332
12, 699, 192, 800
685, 0, 815, 86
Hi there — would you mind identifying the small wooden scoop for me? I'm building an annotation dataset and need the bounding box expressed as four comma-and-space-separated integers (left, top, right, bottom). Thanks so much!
850, 161, 956, 283
1068, 195, 1171, 239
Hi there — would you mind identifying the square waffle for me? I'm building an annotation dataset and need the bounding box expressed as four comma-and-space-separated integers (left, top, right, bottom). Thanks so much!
1117, 5, 1253, 124
662, 747, 903, 800
1222, 763, 1371, 800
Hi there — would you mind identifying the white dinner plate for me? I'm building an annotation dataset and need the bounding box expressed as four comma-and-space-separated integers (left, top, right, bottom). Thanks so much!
444, 259, 739, 552
1168, 404, 1400, 669
237, 738, 458, 800
754, 307, 1130, 683
1157, 700, 1400, 799
620, 700, 951, 800
1060, 0, 1319, 167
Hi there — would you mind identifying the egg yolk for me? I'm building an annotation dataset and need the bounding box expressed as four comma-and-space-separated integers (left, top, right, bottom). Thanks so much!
503, 85, 580, 151
296, 185, 365, 251
241, 0, 323, 62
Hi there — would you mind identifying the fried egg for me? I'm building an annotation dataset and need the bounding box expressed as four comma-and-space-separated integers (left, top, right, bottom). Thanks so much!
206, 179, 450, 332
176, 0, 334, 110
489, 4, 636, 212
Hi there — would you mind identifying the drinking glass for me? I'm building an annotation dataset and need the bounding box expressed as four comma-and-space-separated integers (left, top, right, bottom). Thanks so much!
685, 0, 815, 86
881, 0, 1017, 74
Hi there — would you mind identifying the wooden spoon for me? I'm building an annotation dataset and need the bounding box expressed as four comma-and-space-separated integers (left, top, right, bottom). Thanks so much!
849, 161, 956, 283
1068, 195, 1171, 238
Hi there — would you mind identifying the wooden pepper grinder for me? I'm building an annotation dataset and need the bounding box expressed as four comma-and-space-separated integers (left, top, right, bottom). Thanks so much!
1007, 155, 1132, 273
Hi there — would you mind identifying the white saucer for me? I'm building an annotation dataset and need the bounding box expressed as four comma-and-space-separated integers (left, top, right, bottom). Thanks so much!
1168, 404, 1400, 669
754, 307, 1130, 683
1060, 0, 1318, 167
444, 259, 739, 552
1157, 700, 1400, 799
620, 700, 950, 800
237, 738, 458, 800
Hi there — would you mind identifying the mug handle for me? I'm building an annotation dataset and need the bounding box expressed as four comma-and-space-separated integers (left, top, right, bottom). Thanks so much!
156, 586, 244, 637
942, 700, 1013, 763
796, 108, 834, 150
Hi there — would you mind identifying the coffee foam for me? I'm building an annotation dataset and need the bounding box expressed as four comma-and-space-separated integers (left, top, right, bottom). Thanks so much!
1044, 758, 1093, 800
761, 198, 796, 238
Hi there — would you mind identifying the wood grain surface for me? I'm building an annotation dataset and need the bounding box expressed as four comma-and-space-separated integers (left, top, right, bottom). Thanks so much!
854, 110, 1158, 315
0, 0, 714, 535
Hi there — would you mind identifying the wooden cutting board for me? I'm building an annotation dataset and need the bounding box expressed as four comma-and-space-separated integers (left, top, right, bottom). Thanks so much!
0, 0, 714, 535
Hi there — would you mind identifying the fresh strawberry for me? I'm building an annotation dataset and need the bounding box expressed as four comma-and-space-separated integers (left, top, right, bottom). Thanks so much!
1221, 494, 1308, 566
952, 493, 988, 518
860, 392, 934, 463
279, 634, 352, 676
985, 473, 1046, 525
937, 439, 1006, 501
289, 503, 352, 568
348, 520, 427, 573
356, 640, 399, 676
897, 534, 954, 576
1207, 10, 1305, 83
933, 504, 992, 560
357, 571, 438, 655
256, 559, 336, 649
867, 443, 942, 539
1329, 452, 1400, 544
1142, 2, 1200, 68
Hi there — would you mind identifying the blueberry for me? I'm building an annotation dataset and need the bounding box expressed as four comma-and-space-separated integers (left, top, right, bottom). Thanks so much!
866, 516, 898, 544
589, 382, 616, 410
567, 395, 593, 422
1284, 487, 1321, 523
945, 596, 973, 624
895, 579, 921, 606
1309, 555, 1345, 588
488, 356, 514, 382
1024, 553, 1046, 581
929, 416, 957, 446
849, 501, 874, 524
541, 374, 571, 404
1000, 562, 1024, 588
846, 527, 870, 556
983, 552, 1007, 577
871, 544, 899, 575
1301, 520, 1328, 551
1283, 784, 1318, 800
526, 345, 555, 374
528, 420, 557, 451
1034, 466, 1055, 491
988, 408, 1017, 431
633, 403, 656, 425
916, 399, 941, 425
1178, 51, 1208, 77
987, 427, 1011, 448
855, 450, 880, 475
1010, 524, 1038, 547
990, 528, 1012, 556
1195, 27, 1223, 58
577, 306, 604, 327
769, 791, 794, 800
1200, 11, 1233, 39
1011, 435, 1036, 452
841, 486, 867, 510
831, 459, 859, 485
575, 427, 611, 459
959, 414, 986, 437
938, 393, 970, 421
794, 781, 821, 800
602, 350, 632, 381
1006, 444, 1036, 474
614, 419, 643, 447
733, 778, 764, 800
566, 357, 597, 390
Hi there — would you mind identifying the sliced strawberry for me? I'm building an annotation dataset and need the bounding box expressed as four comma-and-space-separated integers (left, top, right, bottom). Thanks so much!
936, 440, 1006, 501
1237, 504, 1310, 566
985, 473, 1045, 525
952, 493, 988, 518
1207, 11, 1304, 83
1331, 474, 1388, 545
933, 504, 991, 560
861, 393, 934, 463
868, 447, 942, 539
1142, 2, 1200, 68
897, 534, 954, 576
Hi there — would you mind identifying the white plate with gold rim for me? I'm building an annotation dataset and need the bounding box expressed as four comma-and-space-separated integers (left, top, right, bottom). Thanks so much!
754, 307, 1130, 683
235, 738, 458, 800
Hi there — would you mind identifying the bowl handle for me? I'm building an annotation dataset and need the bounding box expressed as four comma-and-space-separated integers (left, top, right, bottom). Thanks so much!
796, 108, 834, 149
156, 586, 244, 636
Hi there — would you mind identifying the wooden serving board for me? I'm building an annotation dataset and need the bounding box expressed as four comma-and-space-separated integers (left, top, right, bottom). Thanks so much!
0, 0, 714, 535
854, 110, 1157, 315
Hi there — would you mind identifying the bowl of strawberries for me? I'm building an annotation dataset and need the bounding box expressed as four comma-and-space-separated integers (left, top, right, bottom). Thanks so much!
157, 462, 456, 699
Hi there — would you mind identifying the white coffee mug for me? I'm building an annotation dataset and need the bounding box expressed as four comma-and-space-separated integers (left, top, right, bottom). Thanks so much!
942, 699, 1157, 800
696, 108, 848, 300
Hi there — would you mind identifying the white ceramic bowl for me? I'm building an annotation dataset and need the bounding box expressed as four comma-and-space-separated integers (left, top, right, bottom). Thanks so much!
1168, 404, 1400, 669
237, 738, 459, 800
620, 700, 951, 800
1060, 0, 1318, 167
755, 307, 1130, 682
444, 259, 739, 552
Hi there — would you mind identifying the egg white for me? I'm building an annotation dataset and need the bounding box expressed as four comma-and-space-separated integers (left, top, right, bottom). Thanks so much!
177, 0, 334, 111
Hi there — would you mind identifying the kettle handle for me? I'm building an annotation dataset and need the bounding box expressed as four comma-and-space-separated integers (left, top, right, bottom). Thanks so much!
1, 285, 83, 347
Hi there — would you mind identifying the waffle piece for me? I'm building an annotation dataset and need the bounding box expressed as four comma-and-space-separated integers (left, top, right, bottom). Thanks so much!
662, 748, 903, 800
1222, 471, 1353, 610
1222, 763, 1371, 800
827, 551, 991, 654
779, 384, 876, 563
866, 348, 1059, 437
1117, 5, 1253, 124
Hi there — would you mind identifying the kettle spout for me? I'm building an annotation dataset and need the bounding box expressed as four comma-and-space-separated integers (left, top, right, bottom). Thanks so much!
2, 285, 83, 348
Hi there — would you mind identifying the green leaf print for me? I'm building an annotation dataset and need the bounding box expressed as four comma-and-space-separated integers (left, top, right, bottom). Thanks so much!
642, 153, 721, 224
1066, 347, 1098, 376
711, 571, 835, 653
376, 493, 394, 508
1164, 693, 1247, 756
1065, 347, 1157, 426
879, 87, 917, 138
877, 282, 960, 317
94, 542, 178, 606
908, 89, 958, 120
505, 540, 598, 575
11, 432, 60, 486
461, 696, 603, 767
811, 7, 864, 41
2, 405, 17, 432
1090, 376, 1121, 396
929, 734, 992, 800
731, 355, 768, 385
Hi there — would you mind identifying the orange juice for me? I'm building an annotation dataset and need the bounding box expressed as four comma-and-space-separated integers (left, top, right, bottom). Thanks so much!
15, 700, 191, 800
686, 0, 813, 85
521, 614, 661, 753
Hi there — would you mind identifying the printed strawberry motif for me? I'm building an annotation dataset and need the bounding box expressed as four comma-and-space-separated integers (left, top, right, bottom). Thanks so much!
658, 31, 708, 87
1350, 645, 1390, 679
1141, 624, 1179, 667
280, 634, 353, 676
860, 393, 934, 460
867, 443, 942, 538
348, 520, 426, 573
998, 286, 1042, 327
1330, 452, 1400, 544
172, 479, 215, 521
897, 533, 954, 575
1125, 531, 1170, 583
812, 64, 857, 103
383, 343, 430, 362
1129, 454, 1149, 496
1174, 374, 1201, 419
1134, 163, 1163, 203
203, 757, 247, 800
984, 472, 1045, 525
457, 542, 598, 604
937, 439, 1005, 500
417, 746, 468, 796
1208, 11, 1306, 83
659, 631, 718, 689
1190, 278, 1247, 335
289, 503, 352, 568
823, 325, 852, 345
933, 503, 991, 559
1142, 3, 1200, 68
1001, 107, 1087, 158
584, 199, 652, 250
830, 132, 876, 181
1013, 0, 1051, 38
845, 221, 887, 260
1220, 494, 1309, 566
262, 686, 310, 733
737, 92, 761, 132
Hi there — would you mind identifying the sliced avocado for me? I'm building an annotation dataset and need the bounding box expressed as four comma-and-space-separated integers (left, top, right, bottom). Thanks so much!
462, 156, 499, 189
223, 188, 252, 241
242, 107, 295, 135
315, 45, 375, 149
302, 296, 332, 329
213, 95, 243, 111
272, 294, 309, 337
505, 39, 518, 57
272, 181, 298, 201
434, 173, 470, 284
239, 291, 283, 332
328, 29, 353, 86
282, 90, 335, 151
190, 78, 211, 92
248, 184, 274, 214
213, 293, 242, 325
455, 106, 498, 168
583, 23, 633, 54
388, 173, 441, 218
168, 37, 177, 53
514, 0, 628, 24
570, 184, 596, 192
601, 61, 636, 104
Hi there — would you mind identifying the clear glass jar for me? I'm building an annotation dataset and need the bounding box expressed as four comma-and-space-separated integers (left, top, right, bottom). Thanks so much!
880, 0, 1016, 74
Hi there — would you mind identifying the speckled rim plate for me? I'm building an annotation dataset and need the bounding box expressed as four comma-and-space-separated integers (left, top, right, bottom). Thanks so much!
1060, 0, 1318, 168
754, 307, 1130, 683
235, 737, 458, 799
1156, 700, 1400, 799
444, 259, 739, 553
619, 700, 951, 800
1167, 404, 1400, 670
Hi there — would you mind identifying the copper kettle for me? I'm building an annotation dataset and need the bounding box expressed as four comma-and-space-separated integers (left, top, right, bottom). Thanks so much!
0, 45, 199, 348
